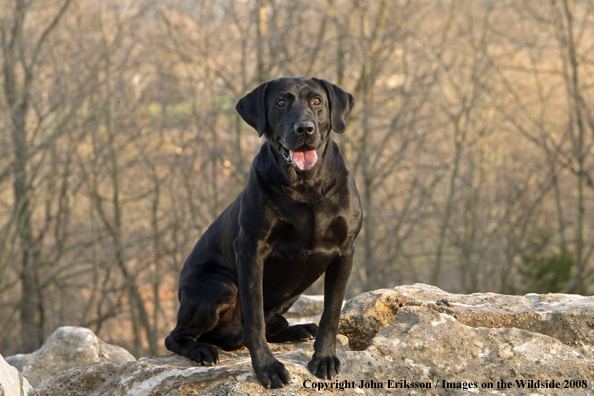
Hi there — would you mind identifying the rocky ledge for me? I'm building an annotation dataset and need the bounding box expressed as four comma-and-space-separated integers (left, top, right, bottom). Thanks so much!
5, 284, 594, 395
0, 352, 31, 396
5, 326, 135, 389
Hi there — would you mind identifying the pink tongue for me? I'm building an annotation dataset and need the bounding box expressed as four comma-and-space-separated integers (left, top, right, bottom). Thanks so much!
290, 148, 318, 170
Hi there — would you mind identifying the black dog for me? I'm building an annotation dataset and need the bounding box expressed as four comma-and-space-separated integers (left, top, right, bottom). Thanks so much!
165, 77, 362, 389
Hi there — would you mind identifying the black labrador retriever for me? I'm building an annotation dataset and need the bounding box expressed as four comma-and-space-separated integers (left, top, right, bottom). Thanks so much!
165, 77, 362, 389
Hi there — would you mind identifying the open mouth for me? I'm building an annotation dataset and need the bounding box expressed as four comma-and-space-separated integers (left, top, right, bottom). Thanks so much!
279, 143, 318, 171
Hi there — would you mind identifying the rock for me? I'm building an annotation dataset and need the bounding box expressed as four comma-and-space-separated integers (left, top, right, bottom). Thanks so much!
0, 353, 32, 396
338, 288, 406, 350
31, 344, 328, 396
339, 283, 594, 352
284, 295, 325, 326
6, 326, 135, 388
30, 285, 594, 395
284, 295, 325, 318
341, 307, 594, 395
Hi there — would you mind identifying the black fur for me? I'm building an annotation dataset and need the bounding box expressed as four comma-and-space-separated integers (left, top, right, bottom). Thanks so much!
165, 77, 362, 389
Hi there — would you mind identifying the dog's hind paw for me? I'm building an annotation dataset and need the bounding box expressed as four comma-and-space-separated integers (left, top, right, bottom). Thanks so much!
267, 323, 319, 342
291, 323, 318, 340
187, 342, 219, 366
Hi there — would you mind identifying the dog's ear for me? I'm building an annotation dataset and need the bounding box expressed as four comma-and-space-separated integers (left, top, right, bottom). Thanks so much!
314, 78, 355, 134
235, 81, 271, 137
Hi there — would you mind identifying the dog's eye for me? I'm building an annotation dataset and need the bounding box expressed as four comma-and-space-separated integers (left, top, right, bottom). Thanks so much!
312, 98, 321, 106
276, 99, 285, 107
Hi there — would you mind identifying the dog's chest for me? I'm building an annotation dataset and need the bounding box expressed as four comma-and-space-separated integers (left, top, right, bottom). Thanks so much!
262, 206, 347, 286
265, 207, 347, 254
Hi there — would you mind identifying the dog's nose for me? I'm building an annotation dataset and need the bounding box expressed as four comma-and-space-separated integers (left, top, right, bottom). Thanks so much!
294, 121, 315, 135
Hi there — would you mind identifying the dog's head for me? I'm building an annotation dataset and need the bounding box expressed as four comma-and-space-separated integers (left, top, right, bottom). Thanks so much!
236, 77, 354, 171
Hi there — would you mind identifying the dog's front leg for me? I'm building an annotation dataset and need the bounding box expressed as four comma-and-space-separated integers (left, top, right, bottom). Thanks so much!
308, 244, 354, 379
234, 233, 290, 389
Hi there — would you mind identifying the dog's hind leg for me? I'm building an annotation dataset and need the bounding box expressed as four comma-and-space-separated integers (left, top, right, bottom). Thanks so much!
165, 268, 240, 365
165, 331, 219, 365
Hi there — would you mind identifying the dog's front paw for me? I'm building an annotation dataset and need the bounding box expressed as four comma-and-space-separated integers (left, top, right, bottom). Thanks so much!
253, 357, 290, 389
308, 354, 340, 379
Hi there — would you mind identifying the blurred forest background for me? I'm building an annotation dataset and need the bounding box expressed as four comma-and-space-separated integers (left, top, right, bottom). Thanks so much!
2, 0, 594, 357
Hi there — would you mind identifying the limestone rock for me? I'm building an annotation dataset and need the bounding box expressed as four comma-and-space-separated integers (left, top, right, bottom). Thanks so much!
0, 353, 31, 396
31, 309, 594, 395
31, 343, 328, 396
341, 307, 594, 395
6, 326, 135, 388
339, 283, 594, 352
30, 285, 594, 395
285, 295, 324, 326
338, 288, 406, 350
285, 295, 324, 319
